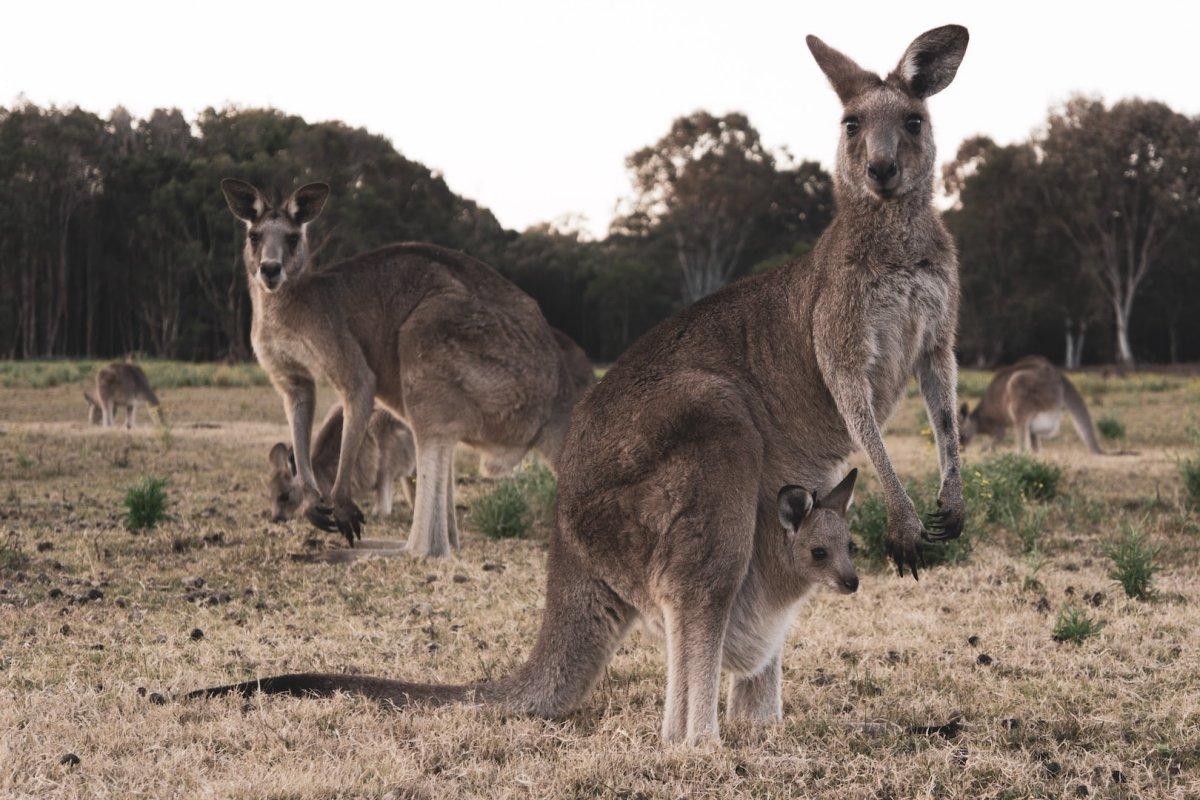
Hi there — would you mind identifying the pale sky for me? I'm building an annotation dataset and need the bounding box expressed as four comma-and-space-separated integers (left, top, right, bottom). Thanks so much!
5, 1, 1198, 237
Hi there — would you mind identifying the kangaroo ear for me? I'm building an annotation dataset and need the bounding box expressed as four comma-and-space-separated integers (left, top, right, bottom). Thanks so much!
778, 485, 815, 537
893, 24, 969, 99
268, 442, 291, 472
806, 35, 879, 104
285, 183, 330, 226
816, 469, 858, 516
221, 179, 268, 223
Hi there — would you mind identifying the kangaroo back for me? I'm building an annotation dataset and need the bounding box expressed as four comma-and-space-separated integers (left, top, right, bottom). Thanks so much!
127, 365, 160, 406
1060, 374, 1103, 454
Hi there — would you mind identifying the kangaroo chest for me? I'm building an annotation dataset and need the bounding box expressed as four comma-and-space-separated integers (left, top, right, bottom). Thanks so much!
861, 262, 951, 422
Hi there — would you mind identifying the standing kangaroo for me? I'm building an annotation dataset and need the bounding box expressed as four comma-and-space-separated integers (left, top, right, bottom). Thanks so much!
220, 180, 588, 554
959, 355, 1104, 454
84, 362, 162, 428
266, 405, 416, 523
193, 26, 969, 747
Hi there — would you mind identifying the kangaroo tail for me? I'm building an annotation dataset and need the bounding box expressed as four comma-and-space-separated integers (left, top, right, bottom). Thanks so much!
1061, 374, 1103, 454
185, 673, 481, 706
186, 530, 634, 718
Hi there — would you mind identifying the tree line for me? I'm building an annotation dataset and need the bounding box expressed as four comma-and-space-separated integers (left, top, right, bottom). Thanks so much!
1, 98, 1196, 366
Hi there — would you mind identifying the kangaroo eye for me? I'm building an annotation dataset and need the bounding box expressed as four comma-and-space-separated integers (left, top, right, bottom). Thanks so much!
848, 540, 860, 556
248, 232, 262, 246
905, 115, 923, 135
286, 234, 300, 249
811, 547, 828, 561
843, 117, 860, 137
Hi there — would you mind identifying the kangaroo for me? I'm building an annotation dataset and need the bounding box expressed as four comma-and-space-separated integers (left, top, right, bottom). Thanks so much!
191, 27, 968, 747
219, 179, 589, 554
267, 405, 416, 523
959, 355, 1103, 454
84, 362, 162, 428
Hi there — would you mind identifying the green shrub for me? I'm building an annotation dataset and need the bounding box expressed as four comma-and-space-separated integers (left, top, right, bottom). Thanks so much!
1096, 417, 1126, 442
1181, 457, 1200, 511
123, 476, 169, 533
980, 453, 1062, 505
1052, 607, 1103, 644
1104, 521, 1160, 600
470, 460, 559, 540
1008, 506, 1049, 555
515, 461, 557, 524
470, 480, 532, 540
849, 487, 972, 569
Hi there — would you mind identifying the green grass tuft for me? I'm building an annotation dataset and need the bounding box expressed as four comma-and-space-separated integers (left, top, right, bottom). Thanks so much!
1052, 607, 1104, 644
467, 460, 559, 540
1104, 520, 1160, 600
469, 480, 532, 540
1181, 456, 1200, 511
1096, 416, 1126, 441
122, 475, 170, 533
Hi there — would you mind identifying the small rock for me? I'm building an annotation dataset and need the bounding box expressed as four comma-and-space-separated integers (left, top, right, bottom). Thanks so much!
36, 541, 53, 552
137, 686, 147, 697
85, 588, 104, 602
452, 574, 470, 584
481, 562, 504, 572
1065, 586, 1076, 596
1110, 770, 1126, 784
967, 635, 980, 647
186, 577, 205, 590
202, 532, 223, 544
48, 588, 63, 599
115, 597, 127, 608
424, 574, 437, 584
59, 624, 71, 636
189, 628, 204, 641
148, 692, 166, 705
976, 653, 993, 666
59, 753, 81, 767
1089, 592, 1105, 607
1045, 761, 1062, 777
1074, 786, 1089, 797
886, 650, 901, 663
1001, 717, 1021, 731
89, 643, 104, 651
1035, 597, 1052, 613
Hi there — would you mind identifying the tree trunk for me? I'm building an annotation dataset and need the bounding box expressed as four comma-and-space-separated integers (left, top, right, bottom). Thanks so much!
1072, 321, 1086, 369
1113, 297, 1135, 369
1064, 321, 1076, 369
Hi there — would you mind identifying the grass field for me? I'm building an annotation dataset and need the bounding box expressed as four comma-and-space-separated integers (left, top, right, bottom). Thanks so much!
1, 364, 1198, 799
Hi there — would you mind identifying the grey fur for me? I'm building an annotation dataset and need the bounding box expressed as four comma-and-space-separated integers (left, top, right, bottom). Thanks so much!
219, 179, 592, 552
193, 25, 968, 748
959, 356, 1104, 454
85, 362, 162, 428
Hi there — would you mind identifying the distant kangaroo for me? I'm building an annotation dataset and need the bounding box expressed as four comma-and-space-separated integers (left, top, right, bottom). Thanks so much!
959, 355, 1103, 454
220, 179, 590, 554
84, 362, 162, 428
192, 26, 968, 747
267, 405, 416, 523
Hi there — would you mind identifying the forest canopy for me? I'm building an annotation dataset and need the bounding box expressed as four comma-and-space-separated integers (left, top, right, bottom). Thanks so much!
1, 98, 1196, 365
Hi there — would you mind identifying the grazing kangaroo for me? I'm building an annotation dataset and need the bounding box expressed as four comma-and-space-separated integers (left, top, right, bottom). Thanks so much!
84, 362, 162, 428
267, 405, 416, 523
220, 179, 589, 554
191, 26, 969, 747
959, 355, 1103, 454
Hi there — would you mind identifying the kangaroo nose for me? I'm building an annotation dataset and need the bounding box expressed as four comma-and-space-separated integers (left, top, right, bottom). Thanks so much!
867, 160, 898, 185
842, 575, 859, 593
260, 262, 283, 283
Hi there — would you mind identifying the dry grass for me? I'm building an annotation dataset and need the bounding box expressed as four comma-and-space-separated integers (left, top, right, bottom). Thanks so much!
1, 369, 1198, 799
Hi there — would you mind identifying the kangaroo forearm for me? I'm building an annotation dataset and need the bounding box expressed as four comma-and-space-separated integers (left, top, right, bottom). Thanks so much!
282, 379, 320, 496
332, 388, 375, 503
917, 345, 963, 486
826, 377, 907, 503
